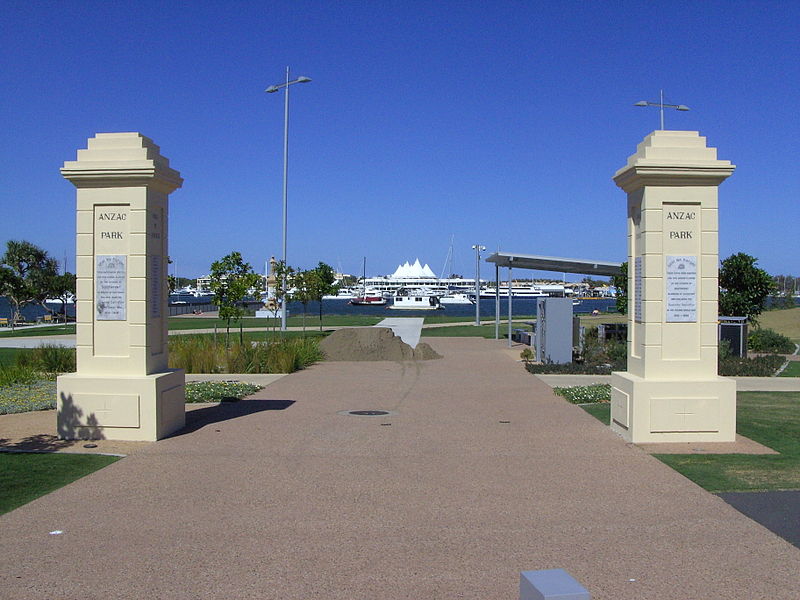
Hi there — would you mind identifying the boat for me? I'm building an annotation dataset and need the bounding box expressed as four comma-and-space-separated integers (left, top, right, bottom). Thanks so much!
480, 284, 552, 299
439, 292, 475, 305
389, 287, 443, 310
349, 290, 387, 306
349, 258, 388, 306
323, 287, 357, 300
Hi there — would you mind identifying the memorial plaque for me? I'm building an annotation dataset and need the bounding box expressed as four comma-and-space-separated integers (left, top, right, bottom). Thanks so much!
96, 255, 127, 320
634, 256, 643, 323
665, 255, 697, 322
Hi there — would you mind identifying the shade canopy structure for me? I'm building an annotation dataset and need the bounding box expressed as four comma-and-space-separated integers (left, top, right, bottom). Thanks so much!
485, 252, 622, 276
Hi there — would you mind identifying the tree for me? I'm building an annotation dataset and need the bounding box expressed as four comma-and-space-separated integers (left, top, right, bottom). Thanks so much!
719, 253, 775, 325
307, 262, 337, 330
611, 261, 628, 315
0, 240, 59, 329
270, 260, 295, 334
208, 252, 263, 345
290, 269, 313, 333
47, 272, 76, 321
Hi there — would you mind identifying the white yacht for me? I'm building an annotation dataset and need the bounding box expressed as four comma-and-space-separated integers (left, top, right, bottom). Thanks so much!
439, 292, 475, 305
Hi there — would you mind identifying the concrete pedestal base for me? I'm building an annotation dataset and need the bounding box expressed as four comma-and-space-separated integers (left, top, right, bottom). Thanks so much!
610, 371, 736, 443
57, 370, 185, 441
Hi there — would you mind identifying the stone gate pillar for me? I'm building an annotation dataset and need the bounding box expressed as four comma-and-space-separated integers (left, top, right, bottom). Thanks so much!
57, 133, 185, 441
610, 131, 736, 443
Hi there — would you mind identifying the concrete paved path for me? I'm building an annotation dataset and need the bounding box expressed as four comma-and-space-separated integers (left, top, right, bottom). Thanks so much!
0, 334, 76, 348
1, 337, 800, 599
375, 317, 424, 348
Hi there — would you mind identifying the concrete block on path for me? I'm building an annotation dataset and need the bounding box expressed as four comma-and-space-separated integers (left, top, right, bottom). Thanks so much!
520, 569, 590, 600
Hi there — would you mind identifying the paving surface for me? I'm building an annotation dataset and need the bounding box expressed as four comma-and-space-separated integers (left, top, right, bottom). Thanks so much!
1, 337, 800, 599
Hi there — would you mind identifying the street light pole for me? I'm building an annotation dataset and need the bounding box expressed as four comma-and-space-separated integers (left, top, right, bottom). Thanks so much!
266, 67, 312, 331
634, 89, 689, 130
472, 244, 485, 326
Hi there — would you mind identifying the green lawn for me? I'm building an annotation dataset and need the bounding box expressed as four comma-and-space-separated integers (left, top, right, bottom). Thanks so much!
167, 315, 385, 330
421, 324, 502, 338
0, 324, 75, 337
759, 307, 800, 344
581, 403, 610, 423
580, 392, 800, 492
779, 361, 800, 377
0, 453, 120, 514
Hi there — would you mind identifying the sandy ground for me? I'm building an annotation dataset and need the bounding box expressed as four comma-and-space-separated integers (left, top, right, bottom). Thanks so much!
1, 337, 799, 599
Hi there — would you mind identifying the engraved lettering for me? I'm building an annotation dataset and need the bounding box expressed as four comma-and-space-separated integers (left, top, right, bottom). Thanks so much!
97, 213, 127, 221
666, 211, 696, 220
100, 231, 123, 239
669, 231, 693, 239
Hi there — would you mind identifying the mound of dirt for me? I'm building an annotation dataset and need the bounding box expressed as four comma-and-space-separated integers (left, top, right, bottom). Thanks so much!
320, 327, 442, 362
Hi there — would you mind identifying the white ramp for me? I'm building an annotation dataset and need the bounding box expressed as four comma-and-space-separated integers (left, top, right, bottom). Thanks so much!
375, 318, 424, 349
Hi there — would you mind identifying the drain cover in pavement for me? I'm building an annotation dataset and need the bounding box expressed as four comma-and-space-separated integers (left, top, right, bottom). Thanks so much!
348, 410, 390, 416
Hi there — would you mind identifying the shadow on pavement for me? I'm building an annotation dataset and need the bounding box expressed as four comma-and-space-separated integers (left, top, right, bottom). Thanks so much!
174, 399, 295, 436
718, 490, 800, 549
0, 434, 79, 452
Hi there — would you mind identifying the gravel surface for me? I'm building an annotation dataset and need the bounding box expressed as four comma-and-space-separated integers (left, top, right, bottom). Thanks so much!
1, 336, 798, 599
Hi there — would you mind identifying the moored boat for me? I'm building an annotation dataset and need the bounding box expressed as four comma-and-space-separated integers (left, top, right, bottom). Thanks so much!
439, 292, 474, 305
389, 287, 443, 310
349, 291, 387, 306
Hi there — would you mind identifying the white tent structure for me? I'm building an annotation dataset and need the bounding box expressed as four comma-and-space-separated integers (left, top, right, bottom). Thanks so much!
390, 259, 437, 279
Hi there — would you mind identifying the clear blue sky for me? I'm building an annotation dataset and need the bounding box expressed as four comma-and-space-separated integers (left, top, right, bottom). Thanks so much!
3, 1, 798, 281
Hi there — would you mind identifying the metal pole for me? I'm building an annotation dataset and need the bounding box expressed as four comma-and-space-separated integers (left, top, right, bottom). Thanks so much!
507, 266, 513, 347
659, 89, 664, 130
494, 264, 500, 339
280, 66, 290, 332
473, 245, 483, 326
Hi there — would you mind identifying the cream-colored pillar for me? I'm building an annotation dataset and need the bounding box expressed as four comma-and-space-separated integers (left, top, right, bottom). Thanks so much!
57, 133, 185, 441
610, 131, 736, 443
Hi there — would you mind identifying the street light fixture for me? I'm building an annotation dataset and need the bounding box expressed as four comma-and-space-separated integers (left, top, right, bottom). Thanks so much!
634, 89, 689, 130
472, 244, 485, 326
265, 67, 312, 332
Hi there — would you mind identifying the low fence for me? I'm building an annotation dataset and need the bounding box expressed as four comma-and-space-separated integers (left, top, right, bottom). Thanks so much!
169, 302, 217, 317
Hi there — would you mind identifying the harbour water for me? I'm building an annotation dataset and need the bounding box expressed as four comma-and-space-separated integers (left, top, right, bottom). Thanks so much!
7, 296, 797, 323
286, 297, 619, 318
1, 296, 618, 322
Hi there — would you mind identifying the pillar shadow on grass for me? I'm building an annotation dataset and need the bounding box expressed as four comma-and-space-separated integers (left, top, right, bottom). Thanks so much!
173, 399, 295, 436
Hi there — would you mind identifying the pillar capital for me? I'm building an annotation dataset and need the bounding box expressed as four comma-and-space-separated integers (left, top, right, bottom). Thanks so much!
61, 132, 183, 193
613, 130, 735, 193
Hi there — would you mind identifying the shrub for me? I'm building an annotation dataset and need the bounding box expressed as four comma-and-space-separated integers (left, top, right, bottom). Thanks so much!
16, 344, 75, 375
553, 384, 611, 404
577, 327, 626, 371
719, 354, 785, 377
520, 348, 534, 364
0, 364, 39, 387
184, 381, 262, 403
168, 335, 323, 374
169, 335, 222, 374
293, 336, 325, 366
748, 328, 795, 354
526, 362, 617, 375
